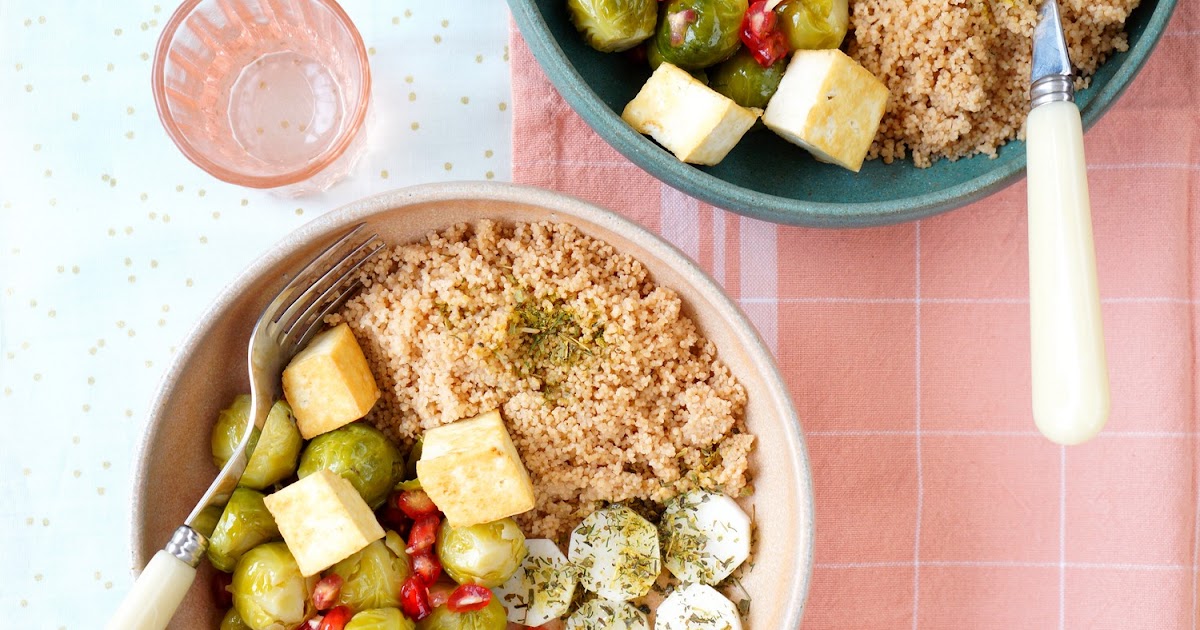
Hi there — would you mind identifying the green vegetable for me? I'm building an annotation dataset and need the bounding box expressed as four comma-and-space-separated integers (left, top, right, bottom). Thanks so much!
346, 607, 416, 630
231, 542, 317, 630
219, 608, 253, 630
210, 396, 303, 490
437, 519, 527, 588
191, 504, 224, 540
655, 0, 748, 70
567, 0, 658, 53
404, 435, 424, 482
208, 488, 281, 573
416, 596, 507, 630
299, 422, 403, 509
775, 0, 849, 51
327, 532, 412, 613
709, 48, 787, 108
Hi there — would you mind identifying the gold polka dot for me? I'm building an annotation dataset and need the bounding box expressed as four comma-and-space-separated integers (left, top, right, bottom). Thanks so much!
19, 600, 27, 608
48, 310, 56, 318
241, 198, 249, 206
499, 102, 508, 112
154, 4, 161, 12
98, 487, 107, 496
380, 169, 389, 179
33, 373, 41, 381
158, 318, 167, 327
163, 214, 171, 223
280, 120, 290, 129
186, 278, 194, 287
88, 347, 97, 355
28, 299, 36, 307
212, 211, 221, 219
82, 404, 90, 412
107, 63, 115, 72
42, 518, 50, 526
405, 9, 413, 17
442, 19, 450, 27
44, 169, 52, 177
124, 226, 132, 234
368, 47, 377, 56
127, 106, 135, 115
128, 275, 136, 283
81, 74, 90, 82
444, 162, 453, 171
141, 22, 150, 31
199, 236, 208, 244
4, 387, 11, 396
125, 409, 134, 417
162, 304, 170, 312
72, 265, 79, 273
176, 184, 184, 192
48, 198, 56, 206
23, 467, 31, 476
408, 92, 417, 102
461, 96, 469, 105
33, 143, 41, 151
23, 19, 31, 27
484, 149, 494, 158
25, 517, 33, 525
486, 171, 496, 180
34, 574, 42, 582
110, 179, 117, 187
433, 34, 442, 44
72, 435, 80, 444
38, 15, 45, 24
125, 131, 135, 139
198, 189, 206, 197
104, 580, 112, 588
98, 339, 106, 347
392, 16, 400, 24
114, 28, 123, 35
475, 55, 483, 63
103, 461, 111, 469
117, 320, 126, 329
88, 376, 95, 385
141, 52, 150, 61
128, 329, 136, 337
14, 63, 23, 71
107, 228, 116, 236
151, 259, 159, 268
411, 122, 420, 131
124, 257, 132, 267
145, 360, 153, 368
405, 75, 414, 84
140, 192, 148, 201
295, 208, 304, 216
24, 84, 33, 93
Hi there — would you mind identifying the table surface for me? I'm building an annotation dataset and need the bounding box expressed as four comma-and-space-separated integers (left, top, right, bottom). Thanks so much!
0, 1, 511, 626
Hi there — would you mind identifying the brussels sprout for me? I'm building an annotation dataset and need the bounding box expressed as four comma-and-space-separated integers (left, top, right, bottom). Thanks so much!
775, 0, 849, 51
327, 532, 412, 613
437, 519, 526, 588
709, 48, 787, 108
231, 542, 317, 630
416, 597, 507, 630
208, 488, 281, 573
191, 504, 225, 540
299, 423, 403, 509
211, 396, 303, 490
404, 435, 424, 482
568, 0, 657, 53
656, 0, 748, 70
220, 608, 254, 630
346, 607, 416, 630
647, 41, 710, 84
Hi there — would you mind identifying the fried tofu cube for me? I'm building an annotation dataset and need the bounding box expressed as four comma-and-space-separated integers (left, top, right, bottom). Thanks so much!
622, 63, 759, 166
263, 469, 385, 576
417, 410, 536, 528
762, 49, 890, 172
282, 323, 381, 439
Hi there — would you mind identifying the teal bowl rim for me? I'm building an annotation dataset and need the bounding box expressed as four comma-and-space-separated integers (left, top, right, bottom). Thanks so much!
509, 0, 1179, 227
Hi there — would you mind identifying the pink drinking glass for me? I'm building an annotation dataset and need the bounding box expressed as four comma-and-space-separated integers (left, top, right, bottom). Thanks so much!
152, 0, 370, 193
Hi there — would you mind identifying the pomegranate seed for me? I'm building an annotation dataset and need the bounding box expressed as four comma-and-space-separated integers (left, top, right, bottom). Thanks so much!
211, 572, 233, 609
411, 551, 443, 585
667, 8, 697, 46
312, 574, 343, 611
401, 576, 433, 621
318, 605, 352, 630
428, 581, 455, 609
406, 514, 440, 555
395, 489, 440, 519
740, 0, 789, 66
379, 505, 412, 535
447, 584, 493, 613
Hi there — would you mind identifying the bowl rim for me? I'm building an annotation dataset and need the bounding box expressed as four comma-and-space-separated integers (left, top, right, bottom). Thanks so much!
508, 0, 1179, 228
151, 0, 372, 189
130, 181, 816, 627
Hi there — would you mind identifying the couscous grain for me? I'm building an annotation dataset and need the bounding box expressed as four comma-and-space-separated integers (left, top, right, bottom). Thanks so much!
329, 220, 753, 539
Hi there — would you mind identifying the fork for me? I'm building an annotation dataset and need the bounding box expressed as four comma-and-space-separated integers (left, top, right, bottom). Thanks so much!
106, 224, 384, 630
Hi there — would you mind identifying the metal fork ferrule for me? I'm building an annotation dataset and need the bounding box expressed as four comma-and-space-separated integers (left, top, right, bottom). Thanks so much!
165, 525, 207, 568
1031, 74, 1074, 109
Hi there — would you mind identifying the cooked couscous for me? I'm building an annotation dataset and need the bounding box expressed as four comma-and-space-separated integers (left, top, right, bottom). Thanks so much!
849, 0, 1140, 167
329, 220, 753, 539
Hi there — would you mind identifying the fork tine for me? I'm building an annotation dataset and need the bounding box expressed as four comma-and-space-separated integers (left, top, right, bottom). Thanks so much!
281, 240, 385, 348
262, 224, 368, 323
274, 230, 377, 334
289, 279, 364, 351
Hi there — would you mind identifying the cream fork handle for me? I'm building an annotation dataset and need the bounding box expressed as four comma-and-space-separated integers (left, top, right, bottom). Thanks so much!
1026, 99, 1110, 445
104, 549, 197, 630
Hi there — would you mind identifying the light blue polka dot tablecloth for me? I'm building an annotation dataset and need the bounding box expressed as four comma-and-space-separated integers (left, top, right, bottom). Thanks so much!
0, 2, 511, 626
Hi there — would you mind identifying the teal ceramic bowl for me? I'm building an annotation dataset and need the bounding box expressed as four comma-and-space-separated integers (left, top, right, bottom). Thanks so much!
509, 0, 1178, 227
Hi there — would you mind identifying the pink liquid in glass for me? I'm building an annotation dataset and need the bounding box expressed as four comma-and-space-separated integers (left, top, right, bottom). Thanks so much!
154, 0, 370, 192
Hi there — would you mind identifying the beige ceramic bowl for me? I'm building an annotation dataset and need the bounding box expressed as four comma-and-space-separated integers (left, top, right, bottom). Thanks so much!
131, 182, 814, 628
